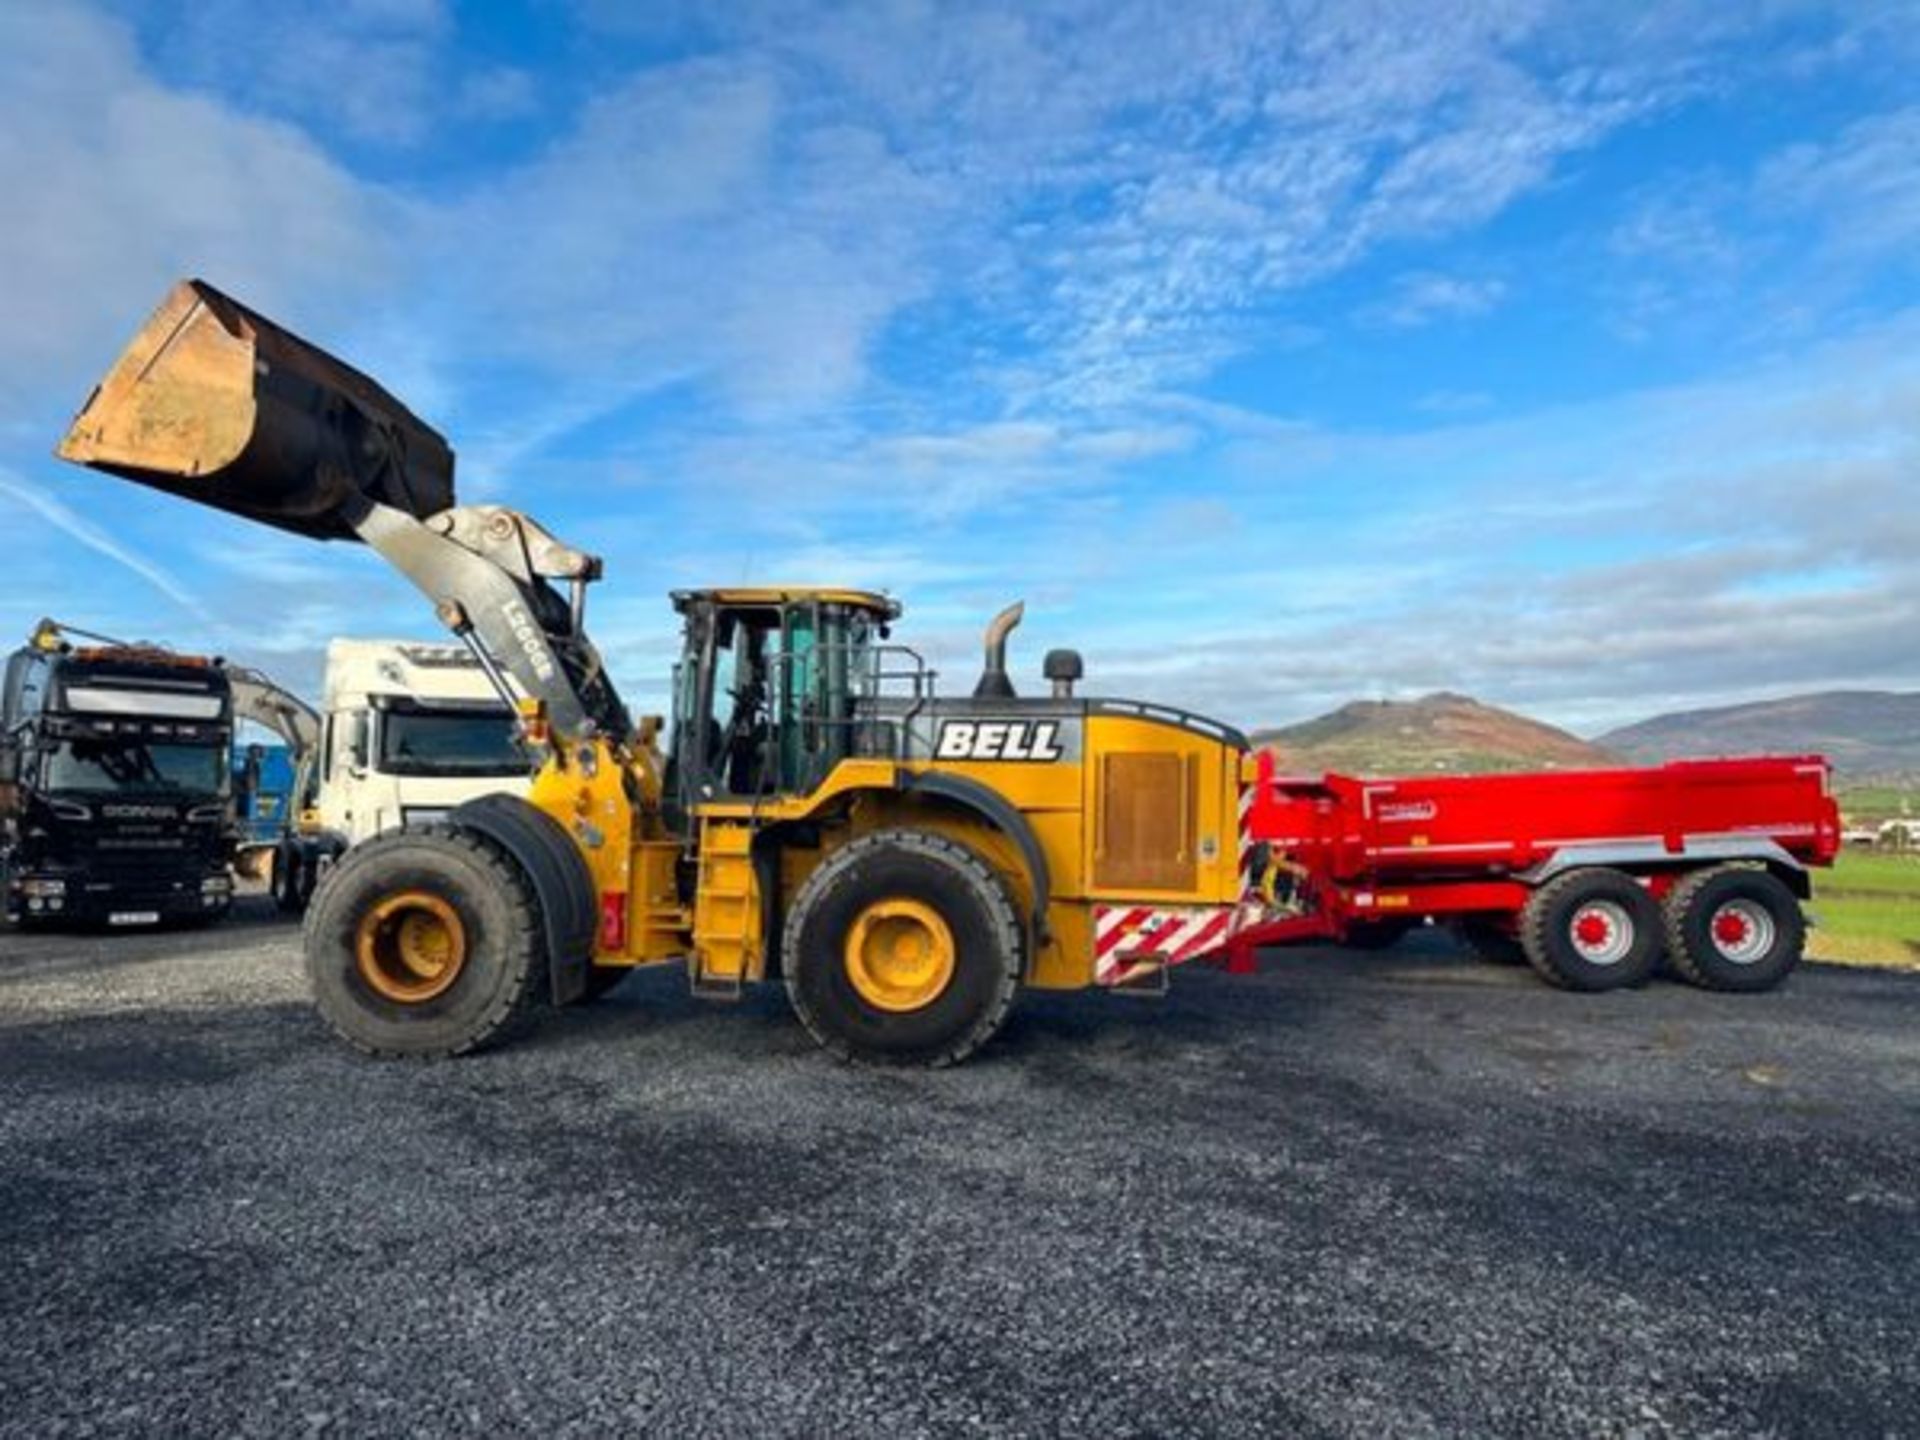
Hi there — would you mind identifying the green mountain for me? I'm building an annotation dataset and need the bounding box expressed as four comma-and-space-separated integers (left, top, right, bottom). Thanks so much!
1254, 692, 1619, 776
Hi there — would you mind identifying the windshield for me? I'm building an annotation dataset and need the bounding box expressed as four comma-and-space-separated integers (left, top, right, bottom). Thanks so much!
43, 737, 229, 796
377, 709, 530, 776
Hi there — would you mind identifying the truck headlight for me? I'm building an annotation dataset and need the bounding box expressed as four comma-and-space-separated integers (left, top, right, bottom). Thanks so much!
19, 877, 67, 897
201, 875, 233, 893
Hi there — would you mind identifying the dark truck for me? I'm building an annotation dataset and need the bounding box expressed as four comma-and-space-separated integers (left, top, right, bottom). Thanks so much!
1, 621, 236, 927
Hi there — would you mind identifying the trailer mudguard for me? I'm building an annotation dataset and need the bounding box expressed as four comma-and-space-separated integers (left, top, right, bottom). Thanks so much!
449, 792, 598, 1005
896, 768, 1051, 941
1523, 838, 1812, 897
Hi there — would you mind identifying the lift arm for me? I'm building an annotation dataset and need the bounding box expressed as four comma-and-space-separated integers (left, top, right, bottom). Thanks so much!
55, 279, 630, 745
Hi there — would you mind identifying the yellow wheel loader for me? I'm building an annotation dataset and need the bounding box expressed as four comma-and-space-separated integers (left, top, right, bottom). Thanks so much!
57, 280, 1270, 1065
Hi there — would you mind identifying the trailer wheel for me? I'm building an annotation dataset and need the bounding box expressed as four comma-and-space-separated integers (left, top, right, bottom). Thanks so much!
783, 829, 1022, 1067
1457, 918, 1527, 966
1663, 867, 1805, 993
1520, 869, 1662, 991
303, 826, 548, 1057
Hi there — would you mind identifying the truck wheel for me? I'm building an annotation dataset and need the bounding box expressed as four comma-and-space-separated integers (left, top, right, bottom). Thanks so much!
1343, 918, 1414, 950
303, 827, 548, 1057
1520, 869, 1662, 992
1457, 918, 1527, 965
782, 829, 1022, 1067
270, 844, 305, 913
1663, 867, 1805, 993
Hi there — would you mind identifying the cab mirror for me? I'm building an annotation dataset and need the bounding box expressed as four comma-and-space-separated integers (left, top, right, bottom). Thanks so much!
0, 739, 18, 786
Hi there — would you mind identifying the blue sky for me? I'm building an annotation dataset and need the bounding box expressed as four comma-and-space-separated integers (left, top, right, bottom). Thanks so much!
1, 0, 1916, 734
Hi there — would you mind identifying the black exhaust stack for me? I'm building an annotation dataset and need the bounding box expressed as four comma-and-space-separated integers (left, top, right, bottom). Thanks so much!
972, 601, 1024, 699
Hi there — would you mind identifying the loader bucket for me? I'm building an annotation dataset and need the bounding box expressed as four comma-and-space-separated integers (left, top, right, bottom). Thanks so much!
55, 279, 454, 541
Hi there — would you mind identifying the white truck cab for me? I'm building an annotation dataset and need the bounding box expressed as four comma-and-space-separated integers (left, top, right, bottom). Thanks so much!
273, 639, 531, 909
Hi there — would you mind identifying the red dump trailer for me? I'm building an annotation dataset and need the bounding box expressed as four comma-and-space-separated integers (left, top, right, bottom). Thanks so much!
1226, 754, 1841, 992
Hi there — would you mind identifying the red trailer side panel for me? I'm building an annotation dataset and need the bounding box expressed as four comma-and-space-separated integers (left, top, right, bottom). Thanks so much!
1248, 754, 1839, 889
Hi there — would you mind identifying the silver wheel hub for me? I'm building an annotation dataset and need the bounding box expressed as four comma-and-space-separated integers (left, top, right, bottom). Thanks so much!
1709, 899, 1776, 965
1569, 900, 1634, 966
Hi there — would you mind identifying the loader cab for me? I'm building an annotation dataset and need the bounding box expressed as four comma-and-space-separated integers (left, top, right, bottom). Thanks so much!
665, 588, 903, 823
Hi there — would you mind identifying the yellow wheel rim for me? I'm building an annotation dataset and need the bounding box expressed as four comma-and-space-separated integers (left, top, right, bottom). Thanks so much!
843, 898, 956, 1013
355, 889, 468, 1004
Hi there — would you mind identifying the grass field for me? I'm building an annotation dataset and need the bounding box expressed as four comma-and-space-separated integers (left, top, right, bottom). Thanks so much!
1810, 850, 1920, 970
1835, 783, 1919, 826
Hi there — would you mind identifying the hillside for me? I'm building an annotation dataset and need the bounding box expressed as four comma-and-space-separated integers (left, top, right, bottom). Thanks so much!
1254, 692, 1618, 775
1597, 691, 1920, 779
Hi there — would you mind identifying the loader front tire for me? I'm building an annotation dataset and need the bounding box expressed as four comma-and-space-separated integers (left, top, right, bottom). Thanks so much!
783, 829, 1022, 1067
1520, 868, 1662, 992
304, 827, 548, 1057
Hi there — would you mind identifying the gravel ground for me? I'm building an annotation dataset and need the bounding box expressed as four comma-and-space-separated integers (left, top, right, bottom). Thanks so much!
2, 903, 1917, 1438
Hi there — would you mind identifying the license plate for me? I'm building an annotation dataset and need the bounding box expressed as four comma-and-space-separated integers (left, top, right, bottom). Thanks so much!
109, 911, 161, 926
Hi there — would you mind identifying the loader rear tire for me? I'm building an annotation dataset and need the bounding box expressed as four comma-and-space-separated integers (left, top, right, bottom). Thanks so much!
1520, 868, 1662, 992
783, 829, 1022, 1067
1663, 866, 1804, 993
303, 826, 548, 1057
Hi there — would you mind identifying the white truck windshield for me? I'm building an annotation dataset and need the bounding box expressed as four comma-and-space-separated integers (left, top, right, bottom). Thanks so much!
377, 709, 529, 777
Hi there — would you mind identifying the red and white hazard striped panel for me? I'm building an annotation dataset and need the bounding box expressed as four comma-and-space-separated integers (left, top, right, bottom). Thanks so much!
1237, 777, 1258, 895
1094, 903, 1238, 985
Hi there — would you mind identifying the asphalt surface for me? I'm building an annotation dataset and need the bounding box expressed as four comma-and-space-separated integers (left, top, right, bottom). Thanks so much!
2, 903, 1917, 1438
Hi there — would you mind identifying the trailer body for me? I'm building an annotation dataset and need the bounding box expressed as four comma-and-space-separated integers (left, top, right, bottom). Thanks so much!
1223, 753, 1839, 988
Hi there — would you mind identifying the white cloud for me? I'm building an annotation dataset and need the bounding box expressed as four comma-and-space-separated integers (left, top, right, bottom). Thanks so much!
1415, 390, 1495, 414
0, 2, 394, 423
1756, 105, 1920, 259
417, 57, 938, 435
1360, 273, 1508, 329
133, 0, 453, 146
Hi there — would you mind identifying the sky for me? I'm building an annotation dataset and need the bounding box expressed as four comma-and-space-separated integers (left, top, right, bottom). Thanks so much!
1, 0, 1916, 736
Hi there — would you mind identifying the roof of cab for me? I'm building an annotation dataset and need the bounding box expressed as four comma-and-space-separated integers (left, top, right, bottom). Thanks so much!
671, 587, 902, 617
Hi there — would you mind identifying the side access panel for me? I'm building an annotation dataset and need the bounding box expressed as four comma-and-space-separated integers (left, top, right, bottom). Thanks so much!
1094, 751, 1196, 891
1081, 714, 1240, 907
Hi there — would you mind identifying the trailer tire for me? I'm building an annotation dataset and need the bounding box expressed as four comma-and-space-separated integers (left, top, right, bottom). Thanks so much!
1663, 866, 1804, 993
1458, 918, 1528, 966
783, 828, 1022, 1067
1520, 869, 1662, 992
304, 826, 548, 1057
